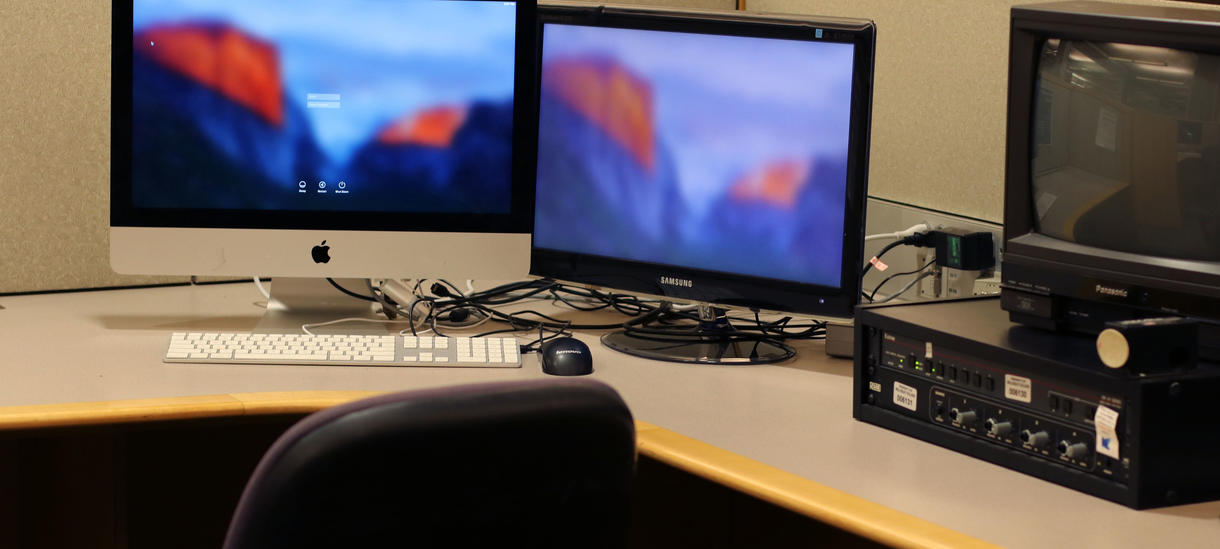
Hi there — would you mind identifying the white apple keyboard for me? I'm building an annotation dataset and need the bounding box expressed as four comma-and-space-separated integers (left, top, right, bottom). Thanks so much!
163, 332, 522, 368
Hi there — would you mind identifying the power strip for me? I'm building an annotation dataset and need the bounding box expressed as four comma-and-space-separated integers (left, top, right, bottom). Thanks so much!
972, 275, 1002, 296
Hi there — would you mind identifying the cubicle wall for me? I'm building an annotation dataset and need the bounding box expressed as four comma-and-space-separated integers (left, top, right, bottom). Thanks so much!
751, 0, 1220, 224
3, 0, 1216, 294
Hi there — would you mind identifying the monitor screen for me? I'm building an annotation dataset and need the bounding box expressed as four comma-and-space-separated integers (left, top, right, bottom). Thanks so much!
130, 0, 518, 214
112, 0, 536, 280
1030, 38, 1220, 261
533, 17, 866, 301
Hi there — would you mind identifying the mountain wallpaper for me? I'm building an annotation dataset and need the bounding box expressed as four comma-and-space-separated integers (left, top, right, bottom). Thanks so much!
131, 0, 518, 213
534, 25, 857, 288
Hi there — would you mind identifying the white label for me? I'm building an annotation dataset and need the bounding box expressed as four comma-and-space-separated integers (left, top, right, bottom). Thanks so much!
1095, 405, 1121, 460
1095, 107, 1118, 152
925, 342, 933, 359
892, 381, 918, 412
869, 381, 882, 393
1005, 375, 1033, 403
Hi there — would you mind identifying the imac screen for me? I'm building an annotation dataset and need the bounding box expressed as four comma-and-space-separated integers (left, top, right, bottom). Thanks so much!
1031, 39, 1220, 261
534, 23, 856, 288
131, 0, 518, 214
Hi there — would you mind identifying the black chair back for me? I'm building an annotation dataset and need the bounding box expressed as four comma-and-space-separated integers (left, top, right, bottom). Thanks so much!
224, 379, 635, 549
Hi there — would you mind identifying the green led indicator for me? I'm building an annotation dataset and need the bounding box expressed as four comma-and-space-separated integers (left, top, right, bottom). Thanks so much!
948, 235, 962, 268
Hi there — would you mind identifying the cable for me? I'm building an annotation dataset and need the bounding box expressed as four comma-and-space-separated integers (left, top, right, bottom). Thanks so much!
864, 223, 931, 242
253, 277, 271, 300
868, 259, 936, 302
326, 278, 378, 302
860, 231, 933, 301
366, 277, 828, 349
301, 317, 413, 335
872, 271, 936, 304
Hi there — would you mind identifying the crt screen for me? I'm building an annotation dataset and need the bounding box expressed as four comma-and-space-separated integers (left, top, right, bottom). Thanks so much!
1031, 39, 1220, 261
131, 0, 517, 213
533, 24, 857, 288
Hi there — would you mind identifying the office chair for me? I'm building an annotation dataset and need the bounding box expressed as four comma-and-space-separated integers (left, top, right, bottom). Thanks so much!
223, 379, 636, 549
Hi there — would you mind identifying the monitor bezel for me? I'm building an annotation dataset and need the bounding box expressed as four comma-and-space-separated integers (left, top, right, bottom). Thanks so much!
111, 0, 538, 234
1004, 1, 1220, 292
529, 4, 875, 319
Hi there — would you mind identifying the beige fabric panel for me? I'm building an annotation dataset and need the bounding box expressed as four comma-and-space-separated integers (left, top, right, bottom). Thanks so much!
0, 0, 732, 294
1, 2, 180, 293
750, 0, 1220, 223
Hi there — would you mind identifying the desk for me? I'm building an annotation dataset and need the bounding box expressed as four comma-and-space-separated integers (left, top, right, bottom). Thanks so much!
0, 283, 1217, 548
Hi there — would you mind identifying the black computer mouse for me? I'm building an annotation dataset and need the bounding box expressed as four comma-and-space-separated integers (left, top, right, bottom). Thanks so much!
540, 337, 594, 376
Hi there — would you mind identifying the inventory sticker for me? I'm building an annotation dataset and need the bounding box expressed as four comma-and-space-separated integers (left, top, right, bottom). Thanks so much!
869, 381, 882, 392
1005, 374, 1032, 403
1095, 405, 1120, 460
892, 381, 918, 412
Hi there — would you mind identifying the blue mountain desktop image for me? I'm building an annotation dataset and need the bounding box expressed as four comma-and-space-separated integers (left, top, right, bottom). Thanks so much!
130, 0, 518, 213
534, 25, 856, 288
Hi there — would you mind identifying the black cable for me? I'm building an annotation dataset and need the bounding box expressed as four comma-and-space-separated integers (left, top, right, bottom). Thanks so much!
379, 277, 826, 345
860, 232, 933, 302
327, 278, 378, 302
868, 259, 936, 302
873, 271, 937, 304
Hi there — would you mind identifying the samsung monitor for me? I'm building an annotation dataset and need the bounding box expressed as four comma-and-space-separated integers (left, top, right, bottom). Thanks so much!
1001, 1, 1220, 360
112, 0, 537, 329
531, 5, 875, 363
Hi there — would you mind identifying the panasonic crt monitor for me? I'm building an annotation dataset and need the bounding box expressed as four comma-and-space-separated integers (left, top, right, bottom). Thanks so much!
112, 0, 537, 329
531, 5, 875, 363
1001, 1, 1220, 360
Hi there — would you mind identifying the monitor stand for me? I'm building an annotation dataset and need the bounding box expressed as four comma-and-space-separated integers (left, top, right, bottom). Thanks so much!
254, 277, 384, 334
600, 304, 795, 364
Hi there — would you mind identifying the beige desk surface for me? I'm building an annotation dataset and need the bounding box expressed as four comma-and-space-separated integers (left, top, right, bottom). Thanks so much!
0, 283, 1217, 548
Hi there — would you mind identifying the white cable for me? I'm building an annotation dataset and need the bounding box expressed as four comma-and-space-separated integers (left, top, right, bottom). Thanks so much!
301, 317, 414, 336
864, 223, 932, 242
253, 277, 271, 300
466, 279, 476, 294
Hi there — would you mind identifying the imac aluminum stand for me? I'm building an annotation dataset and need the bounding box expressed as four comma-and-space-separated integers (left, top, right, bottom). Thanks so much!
254, 277, 384, 334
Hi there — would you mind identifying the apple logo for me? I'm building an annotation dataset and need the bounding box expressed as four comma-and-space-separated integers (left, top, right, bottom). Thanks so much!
311, 240, 331, 264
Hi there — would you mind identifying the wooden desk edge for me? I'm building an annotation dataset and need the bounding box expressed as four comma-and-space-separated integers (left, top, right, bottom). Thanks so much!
0, 391, 994, 549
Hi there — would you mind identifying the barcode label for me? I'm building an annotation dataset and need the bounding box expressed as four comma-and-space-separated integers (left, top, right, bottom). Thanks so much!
893, 381, 918, 412
1005, 375, 1032, 403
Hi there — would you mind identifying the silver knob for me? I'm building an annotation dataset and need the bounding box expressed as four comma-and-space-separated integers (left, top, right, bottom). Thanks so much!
985, 418, 1013, 436
1059, 440, 1090, 459
1021, 429, 1050, 448
950, 408, 978, 425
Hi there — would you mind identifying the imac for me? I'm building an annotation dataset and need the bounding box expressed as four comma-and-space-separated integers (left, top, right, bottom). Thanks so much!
1001, 1, 1220, 360
530, 5, 875, 363
112, 0, 538, 330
